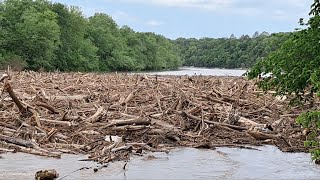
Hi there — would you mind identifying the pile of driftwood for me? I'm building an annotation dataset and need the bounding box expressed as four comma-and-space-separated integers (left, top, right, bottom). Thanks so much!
0, 71, 312, 163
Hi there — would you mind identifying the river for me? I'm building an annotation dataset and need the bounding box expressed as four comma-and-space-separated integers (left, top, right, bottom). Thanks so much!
1, 68, 319, 179
142, 67, 247, 76
1, 146, 319, 180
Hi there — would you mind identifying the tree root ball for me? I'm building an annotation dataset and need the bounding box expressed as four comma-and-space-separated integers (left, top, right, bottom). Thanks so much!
35, 169, 59, 180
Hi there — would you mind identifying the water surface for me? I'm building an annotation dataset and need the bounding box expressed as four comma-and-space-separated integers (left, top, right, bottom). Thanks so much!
1, 146, 319, 180
142, 67, 247, 76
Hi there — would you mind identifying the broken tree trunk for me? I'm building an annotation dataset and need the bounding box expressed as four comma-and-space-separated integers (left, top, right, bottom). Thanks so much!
4, 80, 32, 117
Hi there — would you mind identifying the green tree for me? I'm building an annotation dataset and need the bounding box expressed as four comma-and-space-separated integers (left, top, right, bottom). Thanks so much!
247, 0, 320, 163
88, 13, 136, 71
174, 32, 291, 69
0, 0, 181, 72
1, 0, 60, 70
50, 3, 99, 71
17, 7, 60, 70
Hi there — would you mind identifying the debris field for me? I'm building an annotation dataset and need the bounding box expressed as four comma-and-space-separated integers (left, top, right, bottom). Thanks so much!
0, 71, 313, 164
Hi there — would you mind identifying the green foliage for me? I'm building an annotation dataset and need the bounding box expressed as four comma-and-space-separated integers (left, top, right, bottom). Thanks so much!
297, 111, 320, 129
297, 111, 320, 162
50, 3, 99, 71
174, 32, 291, 69
247, 17, 320, 100
248, 0, 320, 163
1, 0, 60, 70
0, 0, 181, 72
0, 52, 27, 70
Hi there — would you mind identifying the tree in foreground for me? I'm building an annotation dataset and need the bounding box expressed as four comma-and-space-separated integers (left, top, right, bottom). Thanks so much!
247, 0, 320, 163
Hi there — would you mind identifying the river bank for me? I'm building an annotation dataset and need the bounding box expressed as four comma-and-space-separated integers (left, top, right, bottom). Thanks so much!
0, 71, 316, 177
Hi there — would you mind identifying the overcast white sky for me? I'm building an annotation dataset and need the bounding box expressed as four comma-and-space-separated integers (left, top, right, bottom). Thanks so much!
52, 0, 310, 39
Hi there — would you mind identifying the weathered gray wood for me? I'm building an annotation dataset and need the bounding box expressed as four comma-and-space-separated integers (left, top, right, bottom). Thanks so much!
0, 134, 35, 148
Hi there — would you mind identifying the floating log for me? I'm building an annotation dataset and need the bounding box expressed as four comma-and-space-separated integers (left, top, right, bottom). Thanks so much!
0, 134, 35, 148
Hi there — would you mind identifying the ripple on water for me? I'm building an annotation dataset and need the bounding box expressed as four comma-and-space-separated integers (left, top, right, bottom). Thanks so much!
0, 146, 319, 180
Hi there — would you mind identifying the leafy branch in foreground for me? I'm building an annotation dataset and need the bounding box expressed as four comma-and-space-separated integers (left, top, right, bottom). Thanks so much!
297, 111, 320, 163
247, 0, 320, 163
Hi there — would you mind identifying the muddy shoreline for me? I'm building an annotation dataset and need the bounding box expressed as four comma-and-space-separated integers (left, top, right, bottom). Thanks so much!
0, 72, 312, 164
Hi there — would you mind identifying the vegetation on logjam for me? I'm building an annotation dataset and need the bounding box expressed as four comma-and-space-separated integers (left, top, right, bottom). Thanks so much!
0, 71, 313, 164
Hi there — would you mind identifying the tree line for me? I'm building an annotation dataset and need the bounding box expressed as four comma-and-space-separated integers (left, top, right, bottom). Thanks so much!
174, 32, 292, 69
0, 0, 181, 71
0, 0, 294, 72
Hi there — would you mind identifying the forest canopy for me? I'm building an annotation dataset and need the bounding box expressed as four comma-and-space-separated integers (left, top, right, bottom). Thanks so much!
0, 0, 292, 72
0, 0, 181, 71
174, 32, 292, 69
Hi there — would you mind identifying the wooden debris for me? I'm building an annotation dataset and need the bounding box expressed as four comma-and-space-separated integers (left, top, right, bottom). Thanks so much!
35, 169, 59, 180
246, 130, 280, 140
0, 134, 35, 148
86, 106, 104, 123
101, 117, 151, 128
0, 72, 312, 164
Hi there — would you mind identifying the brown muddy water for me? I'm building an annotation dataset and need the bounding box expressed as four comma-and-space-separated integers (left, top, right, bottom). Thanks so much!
1, 146, 319, 180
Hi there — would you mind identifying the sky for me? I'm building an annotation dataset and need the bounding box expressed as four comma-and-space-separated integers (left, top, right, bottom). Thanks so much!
51, 0, 310, 39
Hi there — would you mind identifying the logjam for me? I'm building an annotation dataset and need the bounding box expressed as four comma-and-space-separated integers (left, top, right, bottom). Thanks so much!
0, 72, 311, 164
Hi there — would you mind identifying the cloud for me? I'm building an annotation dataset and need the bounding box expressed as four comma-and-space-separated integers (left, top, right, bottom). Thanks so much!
226, 0, 309, 20
112, 0, 309, 16
112, 11, 138, 22
146, 20, 164, 27
148, 0, 230, 9
274, 0, 309, 8
115, 0, 231, 10
271, 9, 290, 20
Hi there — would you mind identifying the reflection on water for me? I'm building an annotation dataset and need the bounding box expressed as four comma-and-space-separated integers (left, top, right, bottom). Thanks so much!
1, 146, 319, 180
142, 67, 247, 76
